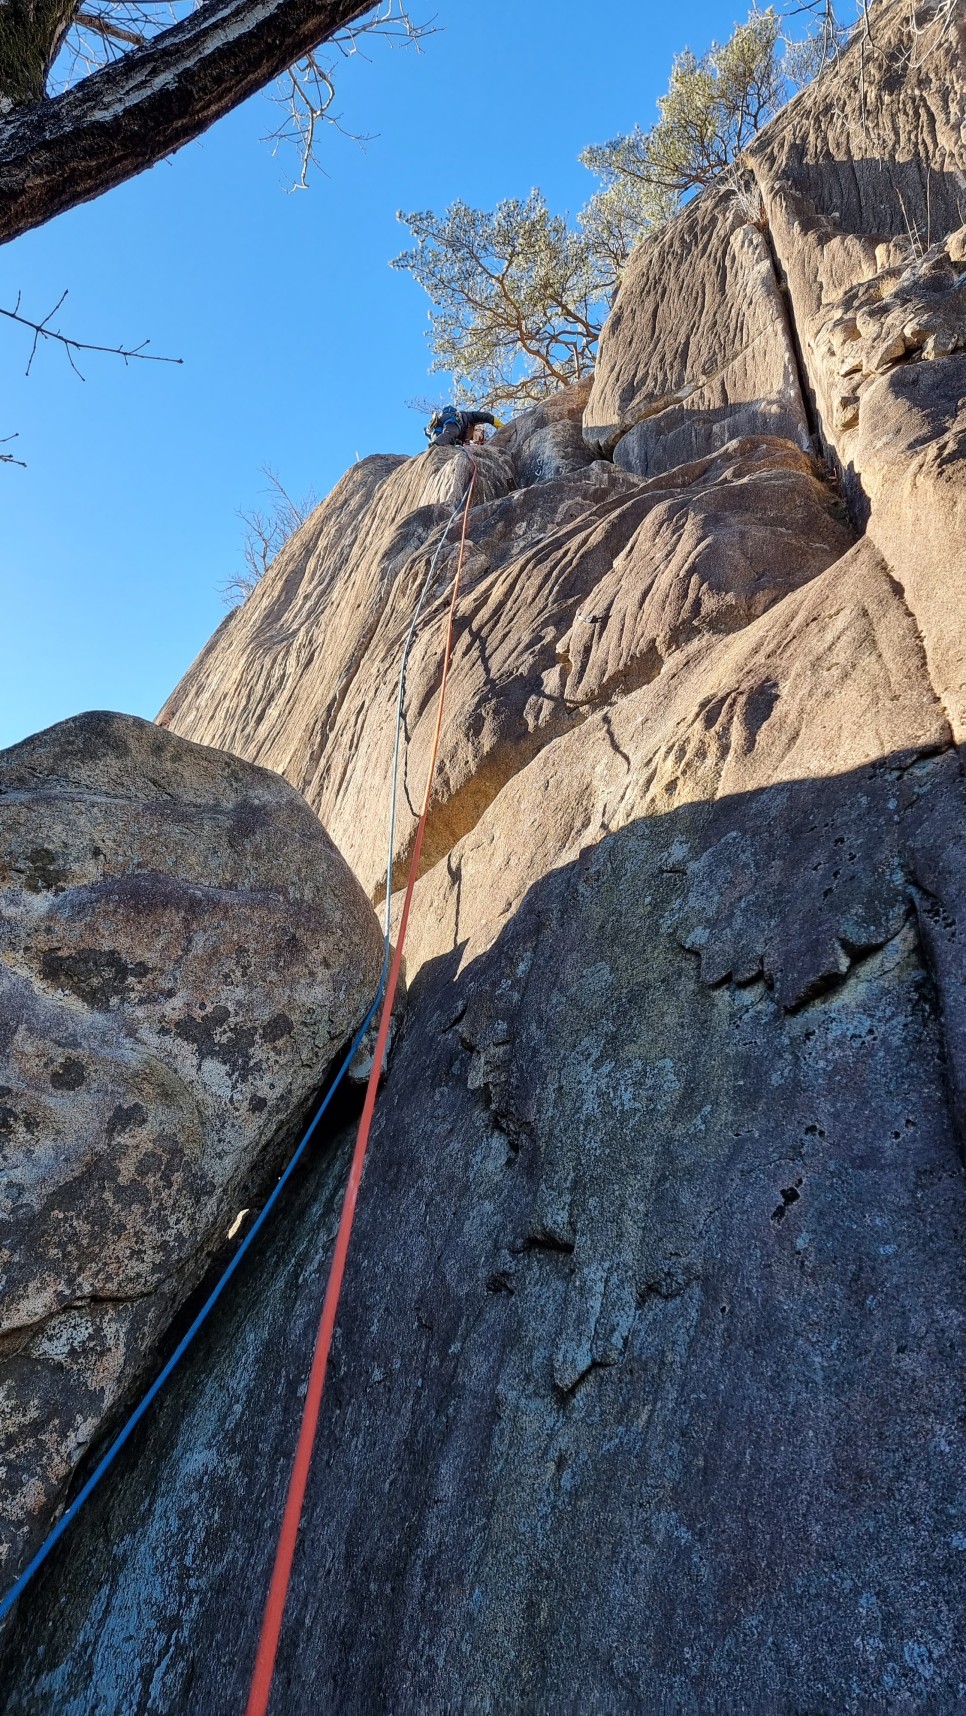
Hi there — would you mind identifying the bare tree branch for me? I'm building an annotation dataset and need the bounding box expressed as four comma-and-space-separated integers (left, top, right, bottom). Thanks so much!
73, 9, 149, 47
261, 2, 433, 190
0, 0, 375, 246
221, 464, 317, 605
0, 288, 182, 376
0, 431, 25, 465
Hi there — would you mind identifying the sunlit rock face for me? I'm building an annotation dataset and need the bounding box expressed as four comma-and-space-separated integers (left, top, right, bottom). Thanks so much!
4, 2, 966, 1710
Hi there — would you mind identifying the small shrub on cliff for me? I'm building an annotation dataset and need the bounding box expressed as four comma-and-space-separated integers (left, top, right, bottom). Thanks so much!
392, 192, 608, 409
222, 468, 317, 608
581, 9, 786, 217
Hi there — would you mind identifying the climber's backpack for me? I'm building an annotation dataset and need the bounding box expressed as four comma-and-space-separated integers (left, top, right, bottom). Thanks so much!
425, 405, 462, 443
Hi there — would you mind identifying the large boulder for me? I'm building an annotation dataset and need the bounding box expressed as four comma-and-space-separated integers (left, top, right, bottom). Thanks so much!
0, 712, 382, 1592
489, 377, 597, 486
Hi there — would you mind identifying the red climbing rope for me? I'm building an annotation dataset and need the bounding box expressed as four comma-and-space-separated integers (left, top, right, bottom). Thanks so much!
245, 458, 478, 1716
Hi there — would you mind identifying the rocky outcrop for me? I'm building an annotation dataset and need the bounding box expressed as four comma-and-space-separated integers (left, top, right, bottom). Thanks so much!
748, 0, 966, 473
584, 184, 814, 473
489, 375, 596, 485
6, 541, 966, 1713
4, 2, 966, 1711
854, 348, 966, 741
161, 430, 850, 899
0, 712, 382, 1594
586, 0, 966, 493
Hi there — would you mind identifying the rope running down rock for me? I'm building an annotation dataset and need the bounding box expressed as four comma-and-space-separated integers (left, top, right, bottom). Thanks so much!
244, 456, 479, 1716
0, 462, 477, 1632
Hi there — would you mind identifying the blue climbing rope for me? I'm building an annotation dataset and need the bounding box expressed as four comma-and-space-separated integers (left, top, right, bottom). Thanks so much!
0, 471, 475, 1627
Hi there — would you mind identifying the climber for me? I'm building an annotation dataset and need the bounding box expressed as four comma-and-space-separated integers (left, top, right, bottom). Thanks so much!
424, 404, 503, 449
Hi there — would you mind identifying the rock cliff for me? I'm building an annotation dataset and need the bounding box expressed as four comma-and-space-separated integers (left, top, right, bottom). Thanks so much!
3, 1, 966, 1710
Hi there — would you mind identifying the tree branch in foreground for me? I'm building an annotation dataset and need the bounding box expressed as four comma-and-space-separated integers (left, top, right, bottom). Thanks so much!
0, 0, 373, 246
0, 431, 25, 464
0, 288, 182, 375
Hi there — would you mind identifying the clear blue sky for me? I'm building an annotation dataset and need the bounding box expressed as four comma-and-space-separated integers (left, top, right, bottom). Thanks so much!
1, 0, 746, 750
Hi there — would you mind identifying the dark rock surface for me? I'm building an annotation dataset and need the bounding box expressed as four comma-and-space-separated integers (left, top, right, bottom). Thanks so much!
4, 741, 966, 1712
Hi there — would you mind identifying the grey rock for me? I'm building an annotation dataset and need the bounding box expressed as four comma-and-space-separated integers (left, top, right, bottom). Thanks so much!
4, 557, 966, 1710
0, 712, 382, 1594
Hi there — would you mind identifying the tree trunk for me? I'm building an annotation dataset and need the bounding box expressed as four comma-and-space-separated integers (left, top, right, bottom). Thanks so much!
0, 0, 372, 246
0, 0, 80, 106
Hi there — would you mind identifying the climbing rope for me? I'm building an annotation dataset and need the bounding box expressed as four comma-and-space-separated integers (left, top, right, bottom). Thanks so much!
244, 456, 479, 1716
0, 464, 477, 1631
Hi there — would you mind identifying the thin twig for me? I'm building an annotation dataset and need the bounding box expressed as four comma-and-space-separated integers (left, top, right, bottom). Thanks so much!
0, 433, 26, 468
74, 10, 149, 47
0, 290, 182, 379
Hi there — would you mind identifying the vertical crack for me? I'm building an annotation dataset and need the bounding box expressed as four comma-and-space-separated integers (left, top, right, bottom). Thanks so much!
750, 176, 822, 448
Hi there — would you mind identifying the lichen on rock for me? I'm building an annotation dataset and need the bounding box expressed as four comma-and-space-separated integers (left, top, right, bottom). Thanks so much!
0, 711, 383, 1593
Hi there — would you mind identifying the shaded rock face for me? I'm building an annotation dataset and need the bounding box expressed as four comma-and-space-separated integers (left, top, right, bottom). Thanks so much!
7, 549, 966, 1714
0, 713, 382, 1593
5, 3, 966, 1711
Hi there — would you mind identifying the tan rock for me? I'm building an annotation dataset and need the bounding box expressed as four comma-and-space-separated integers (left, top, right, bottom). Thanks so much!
489, 377, 596, 486
0, 711, 382, 1588
584, 185, 812, 473
401, 535, 949, 981
164, 429, 848, 903
854, 352, 966, 739
747, 0, 966, 462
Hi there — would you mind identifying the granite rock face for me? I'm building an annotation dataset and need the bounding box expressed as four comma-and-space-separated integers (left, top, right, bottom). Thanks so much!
161, 434, 849, 899
6, 543, 966, 1714
0, 713, 382, 1594
586, 0, 966, 494
488, 375, 596, 486
584, 185, 813, 474
748, 0, 966, 473
855, 351, 966, 740
4, 2, 966, 1711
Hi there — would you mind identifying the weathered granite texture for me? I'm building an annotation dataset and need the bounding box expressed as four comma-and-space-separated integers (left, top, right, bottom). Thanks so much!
585, 0, 966, 493
3, 3, 966, 1712
5, 541, 966, 1713
161, 433, 849, 900
0, 712, 382, 1596
584, 185, 813, 474
854, 350, 966, 742
748, 0, 966, 470
489, 375, 596, 486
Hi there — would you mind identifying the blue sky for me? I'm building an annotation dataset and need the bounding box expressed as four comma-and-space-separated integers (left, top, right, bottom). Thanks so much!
2, 0, 749, 750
